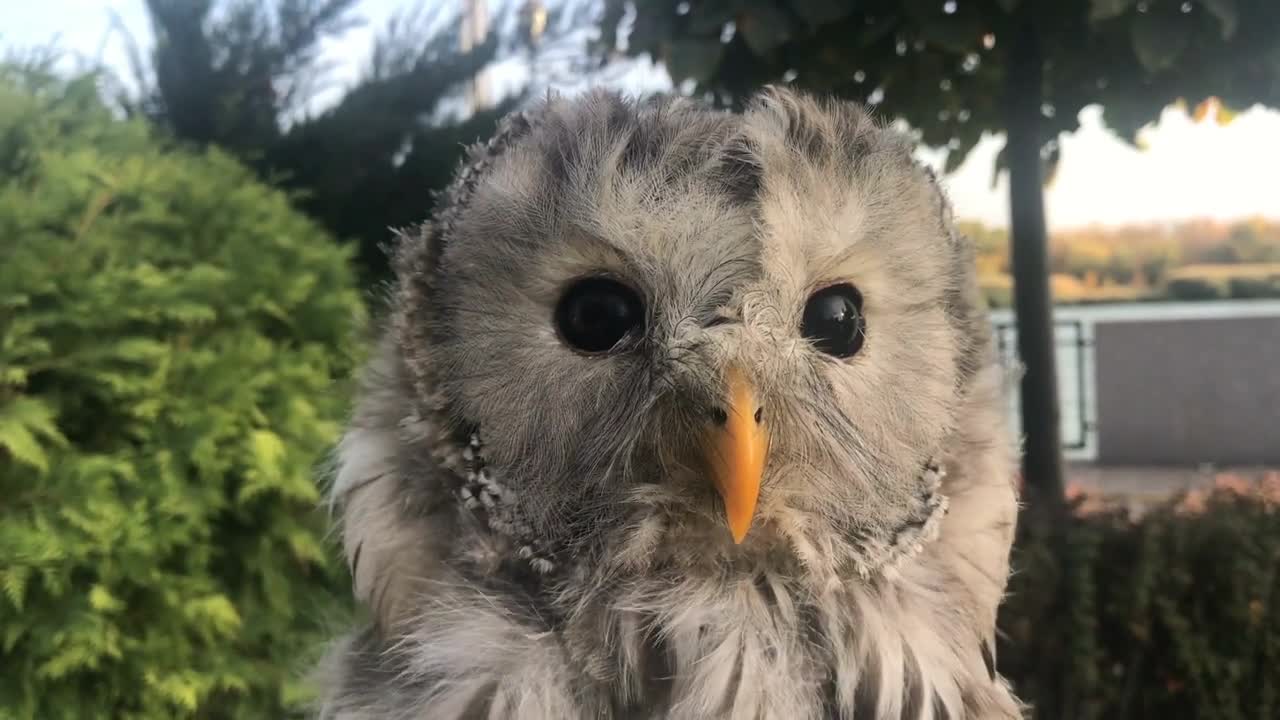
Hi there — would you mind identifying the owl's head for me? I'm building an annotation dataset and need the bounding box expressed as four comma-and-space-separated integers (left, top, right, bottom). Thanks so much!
383, 86, 996, 577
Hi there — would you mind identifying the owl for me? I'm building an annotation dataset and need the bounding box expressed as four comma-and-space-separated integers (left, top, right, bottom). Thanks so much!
317, 86, 1023, 719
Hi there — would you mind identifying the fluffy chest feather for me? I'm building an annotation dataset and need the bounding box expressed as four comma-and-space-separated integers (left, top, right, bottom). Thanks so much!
321, 541, 1016, 720
321, 457, 1018, 720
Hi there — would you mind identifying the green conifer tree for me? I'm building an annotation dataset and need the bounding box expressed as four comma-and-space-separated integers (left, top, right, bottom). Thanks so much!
0, 63, 364, 719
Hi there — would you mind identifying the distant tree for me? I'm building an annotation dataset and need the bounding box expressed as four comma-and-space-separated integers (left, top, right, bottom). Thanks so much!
1139, 248, 1177, 286
1058, 236, 1114, 279
1224, 221, 1276, 263
1200, 244, 1239, 264
1105, 246, 1138, 285
130, 0, 360, 157
960, 220, 1012, 271
116, 0, 585, 285
596, 0, 1280, 524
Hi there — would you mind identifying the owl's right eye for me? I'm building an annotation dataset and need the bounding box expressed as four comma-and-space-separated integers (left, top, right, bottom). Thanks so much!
555, 277, 645, 354
801, 283, 865, 358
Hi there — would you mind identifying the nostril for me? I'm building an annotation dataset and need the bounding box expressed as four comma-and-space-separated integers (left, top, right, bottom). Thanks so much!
710, 407, 729, 425
754, 407, 764, 424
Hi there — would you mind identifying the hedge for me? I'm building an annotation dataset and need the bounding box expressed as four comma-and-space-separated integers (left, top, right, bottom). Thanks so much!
0, 67, 363, 719
1000, 474, 1280, 720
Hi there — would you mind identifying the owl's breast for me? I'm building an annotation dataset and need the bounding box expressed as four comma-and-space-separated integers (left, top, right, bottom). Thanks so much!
545, 557, 1019, 720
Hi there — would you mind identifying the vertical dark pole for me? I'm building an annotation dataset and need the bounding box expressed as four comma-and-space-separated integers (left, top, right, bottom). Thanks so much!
1005, 12, 1066, 524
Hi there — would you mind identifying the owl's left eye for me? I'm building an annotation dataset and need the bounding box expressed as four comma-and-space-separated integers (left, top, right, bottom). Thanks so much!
801, 284, 865, 358
555, 276, 645, 354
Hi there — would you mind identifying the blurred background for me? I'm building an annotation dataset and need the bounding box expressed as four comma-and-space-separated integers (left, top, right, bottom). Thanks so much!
1, 1, 1277, 718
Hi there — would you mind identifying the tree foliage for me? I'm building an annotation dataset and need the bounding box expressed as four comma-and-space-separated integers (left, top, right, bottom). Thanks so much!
122, 0, 528, 285
0, 65, 363, 719
600, 0, 1280, 171
133, 0, 361, 156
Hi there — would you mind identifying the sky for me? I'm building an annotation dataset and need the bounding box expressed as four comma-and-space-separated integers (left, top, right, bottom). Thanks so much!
4, 0, 1279, 230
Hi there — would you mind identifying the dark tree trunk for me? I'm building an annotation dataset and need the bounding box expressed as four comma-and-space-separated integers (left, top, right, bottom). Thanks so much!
1004, 14, 1066, 525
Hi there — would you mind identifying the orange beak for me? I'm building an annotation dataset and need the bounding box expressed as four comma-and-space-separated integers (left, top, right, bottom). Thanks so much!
704, 367, 768, 544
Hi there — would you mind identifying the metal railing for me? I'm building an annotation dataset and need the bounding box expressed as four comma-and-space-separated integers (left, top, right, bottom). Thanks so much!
992, 318, 1095, 454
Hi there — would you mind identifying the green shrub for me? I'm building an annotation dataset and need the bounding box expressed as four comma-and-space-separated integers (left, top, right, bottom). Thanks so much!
1165, 276, 1225, 300
999, 479, 1280, 720
0, 67, 364, 718
1227, 276, 1280, 299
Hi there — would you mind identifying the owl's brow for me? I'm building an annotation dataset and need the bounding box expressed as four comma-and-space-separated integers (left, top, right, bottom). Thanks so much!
694, 252, 757, 304
813, 191, 950, 283
560, 227, 646, 277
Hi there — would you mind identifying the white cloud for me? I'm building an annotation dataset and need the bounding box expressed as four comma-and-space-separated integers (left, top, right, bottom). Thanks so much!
935, 104, 1280, 229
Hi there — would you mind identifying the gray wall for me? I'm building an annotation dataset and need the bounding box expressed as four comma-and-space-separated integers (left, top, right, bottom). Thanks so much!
1094, 315, 1280, 465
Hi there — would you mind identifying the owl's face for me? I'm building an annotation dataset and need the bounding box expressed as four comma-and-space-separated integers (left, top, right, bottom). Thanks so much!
402, 88, 984, 562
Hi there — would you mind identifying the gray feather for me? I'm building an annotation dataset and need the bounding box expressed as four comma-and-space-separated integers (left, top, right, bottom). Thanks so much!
316, 86, 1024, 719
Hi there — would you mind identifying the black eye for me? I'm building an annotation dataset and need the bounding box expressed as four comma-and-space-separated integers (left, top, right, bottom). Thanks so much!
801, 284, 865, 358
555, 276, 645, 354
